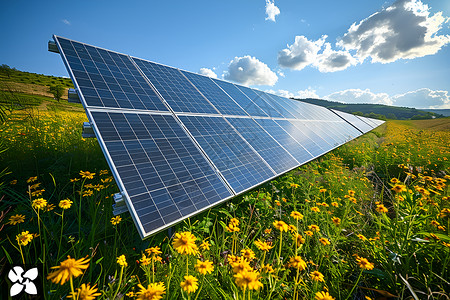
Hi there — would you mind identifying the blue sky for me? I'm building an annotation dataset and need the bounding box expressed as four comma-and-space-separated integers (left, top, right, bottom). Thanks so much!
1, 0, 449, 109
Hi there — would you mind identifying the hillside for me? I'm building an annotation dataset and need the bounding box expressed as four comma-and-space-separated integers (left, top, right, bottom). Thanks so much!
295, 97, 443, 120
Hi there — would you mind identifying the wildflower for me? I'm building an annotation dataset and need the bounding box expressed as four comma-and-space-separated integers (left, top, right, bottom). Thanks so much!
47, 256, 90, 285
315, 291, 335, 300
68, 283, 101, 300
231, 257, 252, 274
264, 228, 272, 235
173, 232, 198, 255
180, 275, 198, 294
275, 200, 281, 206
83, 190, 93, 197
311, 206, 320, 213
376, 204, 388, 213
59, 199, 73, 209
226, 218, 240, 232
200, 240, 210, 251
32, 198, 47, 210
308, 224, 320, 232
29, 183, 41, 190
117, 255, 128, 267
27, 176, 38, 183
294, 233, 305, 244
430, 233, 440, 240
438, 208, 450, 219
136, 282, 166, 300
356, 256, 374, 270
310, 270, 325, 282
16, 231, 33, 246
430, 220, 440, 227
391, 184, 407, 193
290, 211, 304, 220
241, 248, 256, 261
390, 178, 399, 184
234, 270, 263, 291
140, 254, 151, 266
319, 238, 330, 246
145, 246, 162, 256
304, 230, 314, 237
319, 188, 327, 193
348, 189, 356, 196
99, 169, 109, 175
290, 183, 299, 188
289, 256, 307, 270
254, 239, 273, 252
331, 217, 341, 226
8, 214, 25, 225
262, 264, 274, 274
79, 170, 95, 179
195, 260, 214, 275
227, 254, 239, 265
331, 202, 339, 207
110, 216, 122, 225
10, 179, 17, 185
46, 204, 56, 212
349, 197, 357, 204
273, 220, 289, 232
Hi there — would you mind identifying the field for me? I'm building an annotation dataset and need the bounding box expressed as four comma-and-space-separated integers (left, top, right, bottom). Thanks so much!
0, 94, 449, 299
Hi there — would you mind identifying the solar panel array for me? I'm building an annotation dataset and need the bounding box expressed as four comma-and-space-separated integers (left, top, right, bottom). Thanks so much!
53, 35, 384, 238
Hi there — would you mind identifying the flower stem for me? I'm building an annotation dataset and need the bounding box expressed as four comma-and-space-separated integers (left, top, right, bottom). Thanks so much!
112, 266, 124, 300
69, 276, 76, 299
344, 270, 362, 300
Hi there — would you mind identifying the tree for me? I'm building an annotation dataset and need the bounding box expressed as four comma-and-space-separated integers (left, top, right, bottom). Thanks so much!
49, 85, 64, 102
0, 64, 13, 78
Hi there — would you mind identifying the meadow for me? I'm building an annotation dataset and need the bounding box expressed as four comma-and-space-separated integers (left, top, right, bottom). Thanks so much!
0, 101, 449, 299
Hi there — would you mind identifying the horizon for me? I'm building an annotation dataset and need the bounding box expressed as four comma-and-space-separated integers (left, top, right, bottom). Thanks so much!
1, 0, 449, 109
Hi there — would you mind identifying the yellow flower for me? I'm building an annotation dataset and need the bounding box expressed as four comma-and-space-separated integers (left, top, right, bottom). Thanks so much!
273, 220, 289, 232
231, 257, 252, 274
47, 256, 90, 285
376, 204, 388, 213
304, 230, 314, 237
234, 270, 263, 292
16, 231, 33, 246
319, 188, 327, 193
275, 200, 281, 206
311, 206, 320, 212
240, 248, 256, 261
262, 263, 274, 273
310, 270, 325, 282
83, 190, 94, 197
290, 183, 299, 188
254, 239, 273, 252
110, 216, 122, 225
195, 259, 214, 275
315, 291, 335, 300
140, 254, 151, 266
27, 176, 38, 183
264, 228, 272, 235
356, 256, 374, 270
290, 211, 304, 220
200, 240, 210, 251
348, 189, 356, 196
117, 255, 127, 267
357, 234, 367, 241
308, 224, 320, 232
137, 282, 166, 300
59, 199, 73, 209
180, 275, 199, 294
173, 232, 198, 255
319, 238, 330, 245
32, 198, 47, 210
8, 214, 25, 225
68, 283, 101, 300
331, 217, 341, 226
10, 179, 18, 185
438, 208, 450, 219
145, 246, 162, 256
331, 202, 339, 207
79, 170, 95, 179
99, 169, 109, 175
391, 184, 407, 193
230, 218, 239, 226
293, 233, 305, 244
289, 256, 307, 270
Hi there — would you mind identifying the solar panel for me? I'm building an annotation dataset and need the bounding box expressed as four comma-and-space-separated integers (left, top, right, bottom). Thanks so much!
52, 35, 384, 238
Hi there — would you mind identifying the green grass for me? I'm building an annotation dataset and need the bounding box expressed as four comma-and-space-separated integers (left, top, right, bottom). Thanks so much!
0, 102, 449, 299
0, 65, 73, 89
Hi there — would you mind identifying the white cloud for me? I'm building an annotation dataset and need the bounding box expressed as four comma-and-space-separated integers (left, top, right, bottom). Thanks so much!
265, 0, 280, 22
199, 68, 217, 78
392, 88, 450, 108
62, 19, 70, 25
315, 43, 358, 72
265, 88, 319, 99
277, 69, 285, 77
337, 0, 450, 64
325, 89, 393, 105
224, 55, 278, 86
278, 35, 327, 70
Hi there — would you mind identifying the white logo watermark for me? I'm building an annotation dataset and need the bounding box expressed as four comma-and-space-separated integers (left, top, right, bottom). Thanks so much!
8, 266, 38, 297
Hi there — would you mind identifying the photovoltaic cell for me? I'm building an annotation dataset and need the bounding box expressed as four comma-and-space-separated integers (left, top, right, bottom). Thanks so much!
180, 71, 248, 116
55, 37, 168, 111
226, 117, 299, 174
90, 111, 232, 236
178, 115, 275, 194
53, 35, 384, 239
132, 58, 219, 114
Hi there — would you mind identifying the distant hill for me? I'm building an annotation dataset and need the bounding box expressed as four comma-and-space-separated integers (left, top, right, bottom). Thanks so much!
422, 109, 450, 117
295, 98, 444, 120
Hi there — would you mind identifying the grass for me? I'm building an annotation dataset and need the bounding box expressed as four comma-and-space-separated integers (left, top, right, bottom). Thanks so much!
0, 101, 449, 299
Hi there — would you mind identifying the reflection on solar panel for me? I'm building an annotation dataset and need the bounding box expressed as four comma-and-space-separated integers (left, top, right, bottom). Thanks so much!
52, 35, 384, 238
